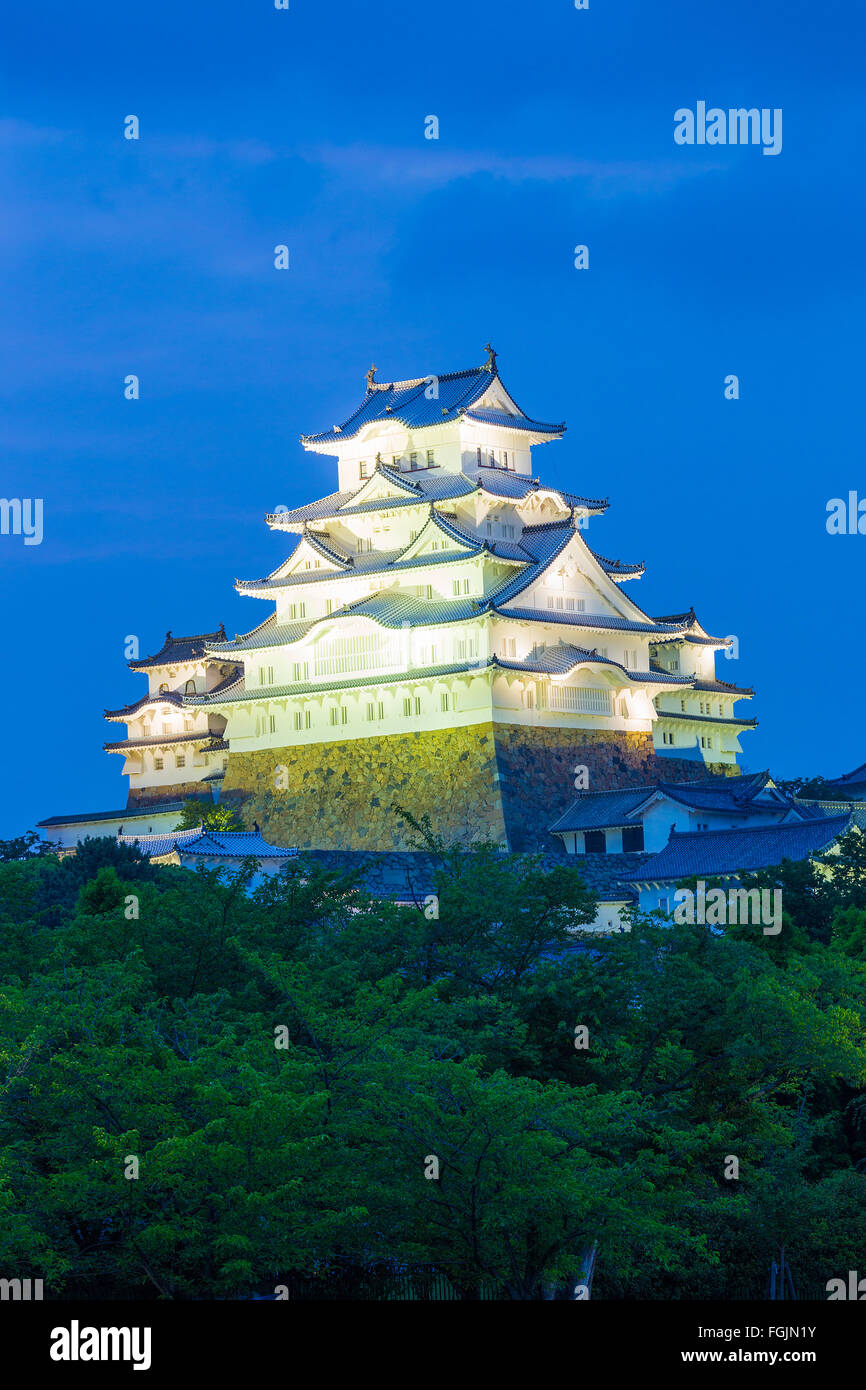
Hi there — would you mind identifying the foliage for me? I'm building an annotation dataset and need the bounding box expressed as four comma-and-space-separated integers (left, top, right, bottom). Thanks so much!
175, 799, 244, 832
0, 820, 864, 1299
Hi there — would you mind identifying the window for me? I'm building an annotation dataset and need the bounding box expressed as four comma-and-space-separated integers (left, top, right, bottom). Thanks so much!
299, 603, 306, 618
159, 683, 169, 693
293, 710, 310, 731
486, 521, 493, 536
184, 679, 196, 694
476, 446, 482, 464
622, 825, 644, 852
359, 461, 369, 479
504, 638, 516, 657
292, 662, 310, 682
661, 730, 675, 746
176, 754, 185, 768
584, 830, 606, 854
403, 697, 412, 717
325, 599, 334, 615
366, 701, 385, 722
503, 452, 508, 468
269, 715, 276, 733
700, 735, 713, 750
409, 529, 419, 543
453, 580, 461, 596
154, 757, 164, 771
426, 449, 435, 466
719, 703, 724, 716
425, 585, 433, 599
329, 707, 339, 726
409, 452, 418, 470
680, 700, 687, 713
463, 578, 470, 594
657, 897, 670, 915
524, 688, 535, 709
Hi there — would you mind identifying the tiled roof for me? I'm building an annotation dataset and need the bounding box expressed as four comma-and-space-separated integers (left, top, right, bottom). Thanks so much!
301, 362, 565, 444
301, 527, 353, 566
208, 615, 314, 654
119, 826, 299, 860
461, 406, 565, 434
267, 468, 606, 530
185, 656, 494, 706
654, 710, 758, 728
490, 521, 575, 605
549, 772, 779, 834
691, 678, 755, 696
475, 466, 607, 511
104, 690, 184, 720
496, 606, 686, 635
37, 801, 188, 829
589, 549, 645, 578
623, 815, 853, 883
493, 644, 690, 685
104, 731, 225, 753
127, 627, 227, 670
824, 762, 866, 791
550, 787, 658, 834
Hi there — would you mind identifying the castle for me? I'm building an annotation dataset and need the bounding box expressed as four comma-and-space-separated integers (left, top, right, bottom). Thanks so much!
39, 350, 757, 853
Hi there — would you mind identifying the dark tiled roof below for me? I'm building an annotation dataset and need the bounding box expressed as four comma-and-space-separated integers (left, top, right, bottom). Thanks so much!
624, 815, 853, 883
128, 627, 227, 670
37, 802, 187, 828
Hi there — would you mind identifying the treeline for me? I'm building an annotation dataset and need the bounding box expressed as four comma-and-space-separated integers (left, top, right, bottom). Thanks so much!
0, 825, 865, 1299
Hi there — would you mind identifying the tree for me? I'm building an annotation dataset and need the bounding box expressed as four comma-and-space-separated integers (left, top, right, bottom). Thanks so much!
175, 799, 243, 832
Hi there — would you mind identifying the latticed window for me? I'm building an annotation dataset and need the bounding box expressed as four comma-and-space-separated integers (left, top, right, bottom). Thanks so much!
315, 634, 401, 678
548, 686, 613, 715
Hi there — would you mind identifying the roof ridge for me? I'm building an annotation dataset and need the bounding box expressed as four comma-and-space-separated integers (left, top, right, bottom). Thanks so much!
668, 814, 850, 839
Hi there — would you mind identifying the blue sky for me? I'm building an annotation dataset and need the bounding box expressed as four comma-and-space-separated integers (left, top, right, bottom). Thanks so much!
2, 0, 864, 834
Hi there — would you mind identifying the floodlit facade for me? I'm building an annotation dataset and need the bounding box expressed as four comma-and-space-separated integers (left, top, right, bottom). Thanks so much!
39, 350, 759, 853
186, 351, 755, 773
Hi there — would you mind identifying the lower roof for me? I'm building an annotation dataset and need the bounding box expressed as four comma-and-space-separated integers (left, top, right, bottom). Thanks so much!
38, 801, 188, 828
623, 814, 853, 883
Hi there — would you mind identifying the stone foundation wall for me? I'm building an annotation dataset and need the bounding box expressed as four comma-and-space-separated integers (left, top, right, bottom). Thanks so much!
220, 722, 738, 852
492, 726, 734, 850
126, 783, 215, 809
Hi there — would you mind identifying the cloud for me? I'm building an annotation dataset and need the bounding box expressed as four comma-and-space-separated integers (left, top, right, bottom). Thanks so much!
306, 142, 721, 194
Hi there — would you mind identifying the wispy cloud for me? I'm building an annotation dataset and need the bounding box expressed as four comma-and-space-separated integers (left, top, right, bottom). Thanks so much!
306, 142, 721, 193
